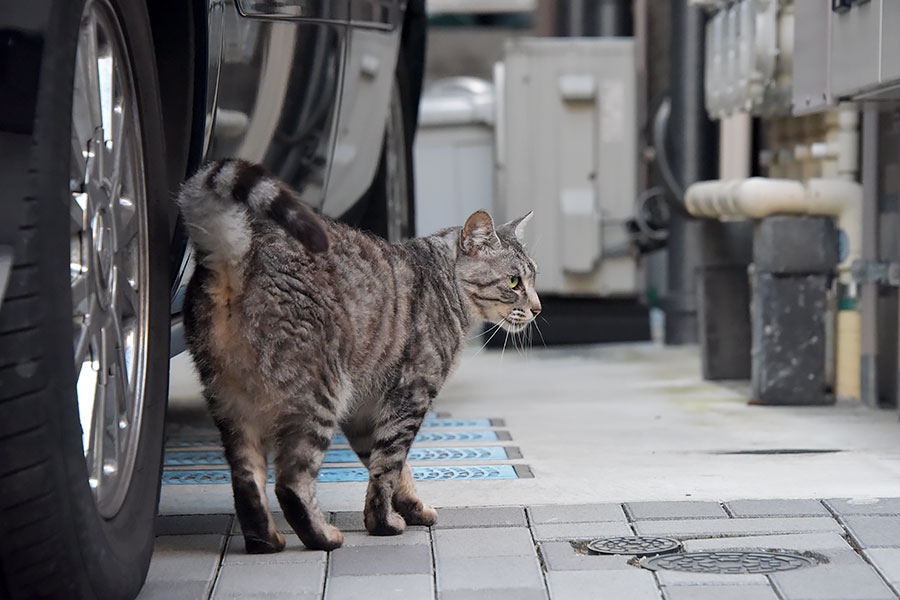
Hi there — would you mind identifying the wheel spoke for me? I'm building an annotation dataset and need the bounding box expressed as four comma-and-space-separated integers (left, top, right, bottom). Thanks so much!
79, 11, 104, 139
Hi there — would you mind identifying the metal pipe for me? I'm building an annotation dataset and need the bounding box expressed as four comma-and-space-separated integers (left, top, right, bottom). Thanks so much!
664, 0, 718, 345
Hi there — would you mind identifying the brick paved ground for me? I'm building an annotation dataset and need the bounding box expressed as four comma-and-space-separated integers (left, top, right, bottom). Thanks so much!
139, 498, 900, 600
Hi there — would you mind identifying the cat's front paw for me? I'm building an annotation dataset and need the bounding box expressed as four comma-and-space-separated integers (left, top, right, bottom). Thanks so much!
299, 524, 344, 551
365, 510, 406, 536
244, 531, 286, 554
402, 503, 438, 527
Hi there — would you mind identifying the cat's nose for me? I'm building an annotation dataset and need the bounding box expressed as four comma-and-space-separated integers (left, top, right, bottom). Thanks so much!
531, 306, 541, 317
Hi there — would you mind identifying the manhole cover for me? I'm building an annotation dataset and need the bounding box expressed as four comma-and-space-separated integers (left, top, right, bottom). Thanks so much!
586, 536, 682, 557
641, 551, 816, 574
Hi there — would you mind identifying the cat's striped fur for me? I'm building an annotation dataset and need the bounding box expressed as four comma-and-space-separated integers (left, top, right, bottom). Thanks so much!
179, 159, 541, 552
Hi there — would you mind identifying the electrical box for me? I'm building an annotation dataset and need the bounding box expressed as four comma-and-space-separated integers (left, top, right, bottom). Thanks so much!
793, 0, 900, 105
495, 38, 639, 297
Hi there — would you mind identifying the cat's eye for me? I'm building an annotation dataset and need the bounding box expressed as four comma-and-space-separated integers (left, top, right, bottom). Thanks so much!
508, 276, 520, 289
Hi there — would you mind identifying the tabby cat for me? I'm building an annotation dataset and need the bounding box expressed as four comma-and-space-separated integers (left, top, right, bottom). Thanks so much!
179, 159, 541, 552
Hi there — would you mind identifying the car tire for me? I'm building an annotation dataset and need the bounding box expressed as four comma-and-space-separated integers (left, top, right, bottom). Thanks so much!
359, 52, 417, 243
0, 0, 169, 598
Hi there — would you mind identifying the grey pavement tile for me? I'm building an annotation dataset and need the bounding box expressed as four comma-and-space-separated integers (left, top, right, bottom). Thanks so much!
528, 504, 627, 524
433, 527, 538, 559
223, 534, 327, 565
142, 534, 225, 599
771, 564, 897, 600
654, 571, 769, 586
440, 589, 548, 600
546, 570, 660, 600
725, 499, 830, 518
156, 513, 234, 536
824, 498, 900, 516
436, 555, 545, 592
329, 543, 432, 577
531, 521, 633, 541
434, 506, 527, 529
843, 515, 900, 548
340, 530, 430, 546
663, 585, 780, 600
626, 501, 729, 520
137, 581, 211, 600
864, 548, 900, 589
212, 562, 325, 598
634, 517, 842, 538
233, 512, 293, 535
331, 511, 367, 531
538, 541, 635, 571
325, 574, 433, 600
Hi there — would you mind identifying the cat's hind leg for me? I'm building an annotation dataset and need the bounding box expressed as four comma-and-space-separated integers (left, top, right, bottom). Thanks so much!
393, 462, 438, 526
364, 395, 434, 535
213, 413, 285, 554
272, 402, 344, 551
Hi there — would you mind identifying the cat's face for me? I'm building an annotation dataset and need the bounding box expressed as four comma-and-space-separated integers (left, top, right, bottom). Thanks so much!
456, 210, 541, 333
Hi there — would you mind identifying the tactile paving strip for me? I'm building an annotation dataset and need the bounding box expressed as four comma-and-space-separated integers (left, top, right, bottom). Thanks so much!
165, 430, 511, 449
587, 536, 682, 557
164, 446, 520, 466
161, 464, 531, 484
641, 551, 816, 574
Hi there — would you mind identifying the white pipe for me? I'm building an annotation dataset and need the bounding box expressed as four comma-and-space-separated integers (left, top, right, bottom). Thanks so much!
685, 177, 862, 275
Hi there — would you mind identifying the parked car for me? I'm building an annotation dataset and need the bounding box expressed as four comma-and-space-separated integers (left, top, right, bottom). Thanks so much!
0, 0, 425, 597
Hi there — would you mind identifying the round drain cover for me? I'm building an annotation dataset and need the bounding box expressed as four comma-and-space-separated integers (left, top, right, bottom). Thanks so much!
586, 536, 682, 557
641, 551, 816, 574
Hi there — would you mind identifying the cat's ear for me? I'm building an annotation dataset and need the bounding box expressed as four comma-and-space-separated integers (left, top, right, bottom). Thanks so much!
460, 210, 501, 255
501, 211, 534, 243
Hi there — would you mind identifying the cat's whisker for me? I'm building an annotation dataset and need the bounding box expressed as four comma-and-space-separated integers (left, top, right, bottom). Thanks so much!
468, 321, 501, 342
501, 328, 510, 361
533, 319, 548, 349
473, 321, 505, 356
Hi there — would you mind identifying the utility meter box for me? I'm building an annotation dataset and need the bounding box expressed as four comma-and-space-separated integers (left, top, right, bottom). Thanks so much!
495, 38, 639, 297
414, 78, 495, 236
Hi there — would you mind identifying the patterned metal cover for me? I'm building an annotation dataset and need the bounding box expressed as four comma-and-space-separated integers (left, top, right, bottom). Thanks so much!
586, 536, 682, 556
641, 551, 816, 574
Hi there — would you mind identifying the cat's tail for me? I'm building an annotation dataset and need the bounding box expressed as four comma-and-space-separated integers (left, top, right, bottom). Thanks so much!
177, 159, 330, 267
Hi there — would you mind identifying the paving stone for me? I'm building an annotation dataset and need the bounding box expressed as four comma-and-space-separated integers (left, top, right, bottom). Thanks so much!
528, 504, 627, 524
232, 512, 293, 535
864, 549, 900, 590
634, 517, 842, 538
156, 513, 234, 536
325, 574, 433, 600
433, 527, 537, 559
440, 588, 548, 600
434, 506, 527, 528
824, 498, 900, 516
770, 564, 896, 600
538, 541, 635, 571
436, 555, 544, 592
329, 544, 432, 577
663, 585, 780, 600
331, 511, 367, 531
223, 534, 328, 565
626, 501, 729, 520
655, 571, 769, 586
843, 516, 900, 548
531, 521, 632, 541
142, 534, 225, 599
546, 570, 660, 600
213, 562, 325, 598
340, 530, 430, 546
137, 580, 211, 600
725, 499, 830, 518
